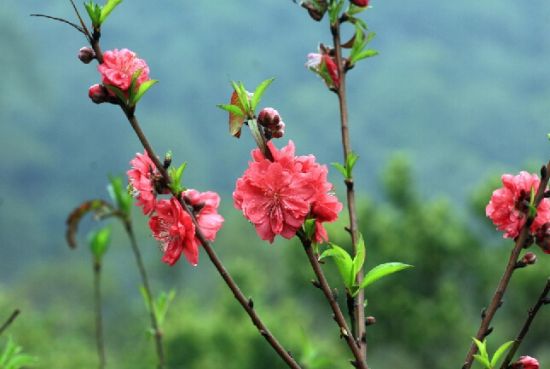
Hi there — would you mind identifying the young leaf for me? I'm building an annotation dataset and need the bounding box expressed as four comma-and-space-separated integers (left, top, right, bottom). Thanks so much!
346, 152, 359, 177
351, 233, 365, 280
331, 162, 347, 178
351, 49, 379, 64
303, 218, 317, 240
99, 0, 123, 24
84, 1, 101, 27
89, 227, 111, 262
320, 243, 354, 289
357, 262, 413, 293
130, 80, 158, 107
490, 340, 514, 368
472, 338, 489, 362
217, 104, 244, 117
251, 78, 274, 112
473, 354, 491, 369
328, 0, 345, 25
107, 175, 132, 217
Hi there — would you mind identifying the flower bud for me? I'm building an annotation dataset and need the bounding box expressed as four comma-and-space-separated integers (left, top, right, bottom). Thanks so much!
257, 108, 281, 128
78, 47, 96, 64
535, 222, 550, 254
350, 0, 370, 7
88, 84, 109, 104
511, 356, 539, 369
272, 129, 284, 139
522, 252, 537, 265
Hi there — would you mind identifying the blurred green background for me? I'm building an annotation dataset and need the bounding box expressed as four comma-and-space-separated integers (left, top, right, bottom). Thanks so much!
1, 0, 550, 368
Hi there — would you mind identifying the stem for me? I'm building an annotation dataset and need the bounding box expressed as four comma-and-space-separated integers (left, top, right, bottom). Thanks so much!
298, 231, 367, 369
461, 161, 550, 369
123, 220, 165, 369
331, 19, 366, 358
0, 310, 20, 336
499, 278, 550, 369
93, 261, 106, 369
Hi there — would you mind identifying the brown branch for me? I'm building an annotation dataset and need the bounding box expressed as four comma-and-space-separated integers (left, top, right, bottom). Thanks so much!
0, 309, 20, 336
461, 161, 550, 369
93, 261, 106, 369
331, 18, 366, 359
123, 220, 165, 369
499, 278, 550, 369
297, 231, 367, 369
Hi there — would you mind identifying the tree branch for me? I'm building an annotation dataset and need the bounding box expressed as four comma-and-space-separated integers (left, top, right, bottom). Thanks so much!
461, 161, 550, 369
93, 261, 106, 369
499, 278, 550, 369
331, 18, 366, 360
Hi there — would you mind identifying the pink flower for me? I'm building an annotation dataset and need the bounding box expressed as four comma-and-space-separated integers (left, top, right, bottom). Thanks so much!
350, 0, 370, 7
149, 198, 197, 266
127, 151, 159, 215
234, 141, 342, 243
486, 171, 550, 239
305, 53, 323, 69
183, 189, 225, 244
98, 48, 150, 91
512, 356, 539, 369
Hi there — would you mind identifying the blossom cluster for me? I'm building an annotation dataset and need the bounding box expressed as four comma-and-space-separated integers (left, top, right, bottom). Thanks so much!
486, 171, 550, 253
234, 141, 342, 243
127, 152, 224, 266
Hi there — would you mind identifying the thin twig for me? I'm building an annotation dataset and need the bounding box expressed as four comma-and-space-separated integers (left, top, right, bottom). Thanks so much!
461, 161, 550, 369
0, 310, 21, 336
30, 14, 85, 35
68, 0, 93, 41
123, 220, 165, 369
93, 261, 106, 369
331, 18, 366, 359
297, 231, 367, 369
499, 278, 550, 369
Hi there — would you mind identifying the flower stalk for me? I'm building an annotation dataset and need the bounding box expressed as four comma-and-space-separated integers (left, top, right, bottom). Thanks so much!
93, 259, 106, 369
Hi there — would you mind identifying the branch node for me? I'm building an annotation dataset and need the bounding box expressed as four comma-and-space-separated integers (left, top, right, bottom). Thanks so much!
311, 279, 322, 289
248, 297, 254, 309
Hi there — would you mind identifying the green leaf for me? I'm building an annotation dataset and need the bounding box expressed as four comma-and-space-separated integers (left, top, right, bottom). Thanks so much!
351, 49, 379, 64
328, 0, 345, 25
168, 162, 187, 194
99, 0, 123, 24
490, 341, 514, 368
104, 84, 127, 104
217, 104, 244, 117
231, 81, 251, 116
155, 289, 176, 326
346, 152, 359, 177
107, 175, 132, 217
88, 227, 111, 262
473, 338, 489, 362
303, 218, 317, 240
84, 1, 102, 27
351, 233, 365, 281
130, 79, 158, 107
320, 243, 354, 289
331, 162, 347, 178
251, 78, 274, 112
357, 262, 413, 292
473, 354, 491, 369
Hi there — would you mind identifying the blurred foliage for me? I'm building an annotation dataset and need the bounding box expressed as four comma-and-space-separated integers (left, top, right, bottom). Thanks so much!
1, 157, 549, 369
1, 0, 550, 368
